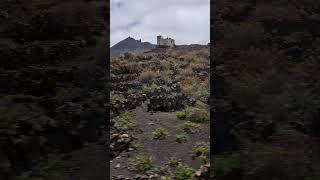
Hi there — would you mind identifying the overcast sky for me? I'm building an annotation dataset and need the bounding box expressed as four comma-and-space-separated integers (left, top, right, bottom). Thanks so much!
110, 0, 210, 47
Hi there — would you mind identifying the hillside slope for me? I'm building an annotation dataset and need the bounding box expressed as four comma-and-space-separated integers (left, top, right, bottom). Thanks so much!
110, 37, 155, 57
110, 46, 211, 179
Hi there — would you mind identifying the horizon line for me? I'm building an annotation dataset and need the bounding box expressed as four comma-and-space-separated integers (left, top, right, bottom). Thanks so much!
110, 36, 209, 47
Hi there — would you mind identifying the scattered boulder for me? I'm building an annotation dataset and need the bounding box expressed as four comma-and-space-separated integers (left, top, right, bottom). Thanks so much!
194, 164, 211, 180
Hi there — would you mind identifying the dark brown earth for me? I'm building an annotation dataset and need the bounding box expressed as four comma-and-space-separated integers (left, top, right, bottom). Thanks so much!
110, 106, 210, 179
65, 142, 107, 180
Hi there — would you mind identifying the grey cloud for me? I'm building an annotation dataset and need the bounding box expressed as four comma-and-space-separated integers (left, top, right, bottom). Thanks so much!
111, 0, 210, 46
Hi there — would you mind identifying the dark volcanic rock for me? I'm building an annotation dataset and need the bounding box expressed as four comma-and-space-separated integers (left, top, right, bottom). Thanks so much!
110, 37, 155, 57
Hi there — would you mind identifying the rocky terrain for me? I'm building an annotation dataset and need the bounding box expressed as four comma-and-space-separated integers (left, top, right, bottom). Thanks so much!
110, 46, 211, 179
111, 37, 156, 57
0, 0, 108, 179
213, 0, 320, 179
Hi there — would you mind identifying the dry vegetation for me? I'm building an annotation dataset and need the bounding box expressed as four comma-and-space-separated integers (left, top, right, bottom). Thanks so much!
110, 46, 210, 179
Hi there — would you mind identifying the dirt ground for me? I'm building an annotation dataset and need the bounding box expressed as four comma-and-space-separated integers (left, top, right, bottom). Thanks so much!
110, 106, 210, 179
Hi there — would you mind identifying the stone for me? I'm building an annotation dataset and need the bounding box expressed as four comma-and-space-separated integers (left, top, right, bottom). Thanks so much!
116, 175, 126, 180
194, 163, 210, 179
121, 134, 129, 138
115, 164, 121, 168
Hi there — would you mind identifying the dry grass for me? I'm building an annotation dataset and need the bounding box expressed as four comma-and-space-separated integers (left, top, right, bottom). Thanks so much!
140, 70, 159, 82
190, 62, 207, 72
166, 50, 179, 57
112, 60, 142, 74
195, 48, 210, 58
159, 60, 171, 71
161, 70, 173, 76
177, 48, 209, 64
179, 54, 195, 63
180, 67, 194, 77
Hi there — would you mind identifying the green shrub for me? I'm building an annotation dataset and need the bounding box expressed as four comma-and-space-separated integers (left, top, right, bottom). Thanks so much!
177, 106, 209, 122
183, 121, 200, 130
113, 111, 134, 129
140, 70, 159, 83
181, 83, 209, 102
133, 156, 153, 172
185, 106, 209, 122
152, 128, 169, 139
169, 159, 180, 167
174, 166, 194, 180
176, 110, 187, 119
110, 91, 124, 105
131, 143, 141, 150
175, 133, 188, 144
193, 87, 210, 102
192, 143, 210, 158
142, 83, 160, 94
124, 52, 133, 59
160, 176, 170, 180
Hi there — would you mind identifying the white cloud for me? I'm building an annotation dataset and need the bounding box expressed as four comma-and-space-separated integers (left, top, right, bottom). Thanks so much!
110, 0, 210, 46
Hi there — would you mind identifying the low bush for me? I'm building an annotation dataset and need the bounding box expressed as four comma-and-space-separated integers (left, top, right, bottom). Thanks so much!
159, 60, 171, 70
112, 60, 141, 74
183, 121, 200, 130
169, 159, 181, 167
181, 82, 209, 102
190, 62, 207, 72
133, 155, 153, 172
174, 166, 194, 180
131, 143, 141, 150
176, 110, 187, 119
175, 133, 188, 144
187, 107, 209, 122
142, 80, 186, 111
180, 67, 194, 76
177, 106, 209, 122
140, 70, 159, 83
192, 143, 210, 159
113, 111, 135, 129
152, 128, 169, 139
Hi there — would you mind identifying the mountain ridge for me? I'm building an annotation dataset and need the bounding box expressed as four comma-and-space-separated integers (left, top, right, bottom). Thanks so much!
110, 37, 156, 57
